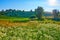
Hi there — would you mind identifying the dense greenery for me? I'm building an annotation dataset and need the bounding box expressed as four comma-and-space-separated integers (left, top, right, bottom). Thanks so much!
0, 7, 60, 21
35, 7, 44, 20
0, 23, 60, 40
0, 9, 35, 18
0, 6, 60, 40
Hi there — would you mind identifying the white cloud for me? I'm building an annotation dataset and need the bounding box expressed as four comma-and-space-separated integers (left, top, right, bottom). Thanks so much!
48, 0, 57, 6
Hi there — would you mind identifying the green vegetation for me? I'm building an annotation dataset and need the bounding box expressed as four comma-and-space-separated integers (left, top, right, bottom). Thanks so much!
0, 6, 60, 40
0, 6, 60, 21
0, 24, 60, 40
0, 16, 30, 22
35, 7, 44, 20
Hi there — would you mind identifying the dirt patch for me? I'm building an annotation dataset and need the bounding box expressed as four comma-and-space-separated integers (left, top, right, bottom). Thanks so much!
0, 20, 28, 27
0, 20, 39, 27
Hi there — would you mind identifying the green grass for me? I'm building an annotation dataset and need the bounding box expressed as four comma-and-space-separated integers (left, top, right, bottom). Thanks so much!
0, 24, 60, 40
0, 16, 30, 22
0, 16, 60, 22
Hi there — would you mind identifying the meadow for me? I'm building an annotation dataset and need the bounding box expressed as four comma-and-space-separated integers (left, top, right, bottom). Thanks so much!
0, 16, 60, 40
0, 23, 60, 40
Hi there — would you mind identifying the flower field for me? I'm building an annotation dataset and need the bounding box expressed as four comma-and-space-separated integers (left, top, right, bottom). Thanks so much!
0, 20, 60, 40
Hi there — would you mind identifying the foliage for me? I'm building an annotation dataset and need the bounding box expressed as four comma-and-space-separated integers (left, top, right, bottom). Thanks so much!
53, 9, 59, 19
0, 9, 35, 18
35, 7, 44, 20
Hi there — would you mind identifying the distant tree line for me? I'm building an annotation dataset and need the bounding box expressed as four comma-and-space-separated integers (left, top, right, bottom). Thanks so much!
0, 6, 60, 21
35, 7, 60, 20
0, 9, 35, 18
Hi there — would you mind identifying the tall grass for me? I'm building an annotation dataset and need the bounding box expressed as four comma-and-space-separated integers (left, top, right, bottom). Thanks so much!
0, 23, 60, 40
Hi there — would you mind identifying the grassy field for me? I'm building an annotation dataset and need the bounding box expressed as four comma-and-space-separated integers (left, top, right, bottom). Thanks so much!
0, 16, 60, 40
0, 16, 30, 22
0, 23, 60, 40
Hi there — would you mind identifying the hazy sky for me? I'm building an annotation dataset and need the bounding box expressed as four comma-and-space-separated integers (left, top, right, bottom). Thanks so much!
0, 0, 60, 12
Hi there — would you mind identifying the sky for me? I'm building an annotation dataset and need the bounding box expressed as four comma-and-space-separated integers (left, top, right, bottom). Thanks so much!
0, 0, 60, 12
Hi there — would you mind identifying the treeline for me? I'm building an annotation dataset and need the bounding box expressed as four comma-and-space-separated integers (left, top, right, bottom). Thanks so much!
0, 6, 60, 20
0, 9, 35, 18
35, 7, 60, 21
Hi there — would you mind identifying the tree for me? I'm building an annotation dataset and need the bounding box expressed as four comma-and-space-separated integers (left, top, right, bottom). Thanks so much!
30, 10, 33, 12
53, 9, 59, 19
35, 6, 44, 20
0, 10, 5, 15
22, 10, 25, 12
59, 12, 60, 17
